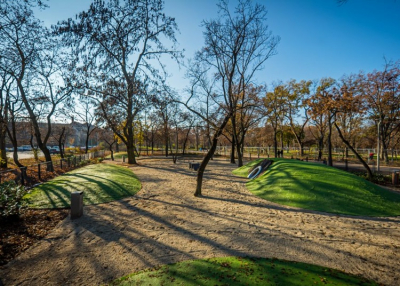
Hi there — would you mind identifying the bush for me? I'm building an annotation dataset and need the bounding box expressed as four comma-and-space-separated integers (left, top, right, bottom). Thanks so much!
0, 181, 28, 218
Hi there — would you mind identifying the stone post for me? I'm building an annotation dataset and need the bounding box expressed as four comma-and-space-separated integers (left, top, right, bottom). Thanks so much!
71, 191, 84, 219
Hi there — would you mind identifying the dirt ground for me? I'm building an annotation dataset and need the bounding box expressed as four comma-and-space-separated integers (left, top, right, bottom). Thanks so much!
1, 157, 400, 285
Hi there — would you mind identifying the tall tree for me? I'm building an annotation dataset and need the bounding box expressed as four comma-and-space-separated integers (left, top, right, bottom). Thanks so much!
0, 0, 73, 171
0, 69, 13, 168
284, 79, 312, 156
183, 0, 279, 196
57, 0, 182, 164
307, 78, 336, 164
332, 74, 373, 179
232, 84, 263, 167
74, 97, 97, 154
263, 83, 286, 158
361, 61, 400, 164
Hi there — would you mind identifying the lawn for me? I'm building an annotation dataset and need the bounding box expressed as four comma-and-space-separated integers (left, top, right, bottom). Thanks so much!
107, 152, 127, 160
24, 163, 141, 208
233, 158, 400, 216
110, 256, 378, 286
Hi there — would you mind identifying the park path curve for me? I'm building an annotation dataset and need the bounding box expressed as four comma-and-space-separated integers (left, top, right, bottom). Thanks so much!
1, 158, 400, 285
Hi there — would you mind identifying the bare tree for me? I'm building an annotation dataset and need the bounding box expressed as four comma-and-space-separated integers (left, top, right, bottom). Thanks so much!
361, 60, 400, 164
100, 128, 118, 161
0, 69, 13, 168
74, 97, 97, 154
232, 84, 264, 166
263, 83, 286, 158
56, 0, 182, 164
182, 0, 279, 196
0, 1, 73, 171
332, 74, 373, 179
284, 80, 312, 156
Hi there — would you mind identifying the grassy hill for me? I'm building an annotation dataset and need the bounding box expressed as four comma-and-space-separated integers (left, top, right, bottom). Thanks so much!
233, 158, 400, 216
24, 163, 141, 209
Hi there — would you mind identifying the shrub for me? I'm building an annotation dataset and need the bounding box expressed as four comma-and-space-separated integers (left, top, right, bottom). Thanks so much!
0, 181, 28, 218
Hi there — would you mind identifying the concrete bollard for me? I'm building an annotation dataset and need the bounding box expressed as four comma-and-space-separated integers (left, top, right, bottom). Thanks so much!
392, 171, 399, 186
71, 191, 84, 220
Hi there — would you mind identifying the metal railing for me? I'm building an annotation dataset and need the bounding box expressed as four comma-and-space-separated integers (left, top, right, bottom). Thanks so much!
0, 150, 106, 187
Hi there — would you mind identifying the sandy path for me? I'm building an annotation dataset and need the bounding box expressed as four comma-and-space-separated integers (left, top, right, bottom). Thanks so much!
1, 158, 400, 285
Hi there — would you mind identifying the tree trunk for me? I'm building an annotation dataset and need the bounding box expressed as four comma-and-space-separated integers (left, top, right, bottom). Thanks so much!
334, 123, 373, 180
382, 140, 390, 164
195, 126, 199, 151
318, 137, 324, 161
273, 129, 278, 158
195, 114, 231, 197
181, 126, 191, 155
0, 125, 7, 168
299, 142, 304, 157
85, 131, 90, 154
7, 120, 23, 168
12, 148, 23, 168
236, 133, 244, 167
230, 136, 235, 164
327, 118, 333, 166
236, 142, 243, 167
16, 81, 53, 171
110, 147, 114, 161
164, 129, 169, 157
127, 145, 137, 164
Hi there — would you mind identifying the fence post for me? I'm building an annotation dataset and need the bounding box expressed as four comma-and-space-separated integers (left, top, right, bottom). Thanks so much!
38, 164, 41, 181
67, 157, 71, 168
60, 159, 63, 169
345, 159, 348, 171
123, 155, 125, 163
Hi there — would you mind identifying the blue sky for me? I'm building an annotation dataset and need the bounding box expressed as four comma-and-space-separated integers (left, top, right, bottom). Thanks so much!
36, 0, 400, 92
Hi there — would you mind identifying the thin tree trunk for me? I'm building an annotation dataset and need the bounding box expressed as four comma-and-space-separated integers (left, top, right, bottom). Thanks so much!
0, 124, 7, 168
195, 114, 231, 197
85, 131, 90, 154
110, 147, 114, 161
230, 136, 235, 164
273, 129, 278, 158
334, 123, 373, 180
328, 118, 333, 166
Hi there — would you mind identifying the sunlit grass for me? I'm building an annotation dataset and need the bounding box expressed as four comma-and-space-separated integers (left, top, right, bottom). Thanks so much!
110, 256, 378, 286
233, 158, 400, 216
24, 163, 141, 209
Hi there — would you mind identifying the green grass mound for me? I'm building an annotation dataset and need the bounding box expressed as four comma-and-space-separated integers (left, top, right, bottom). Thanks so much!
24, 163, 141, 208
233, 158, 400, 216
110, 256, 377, 286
